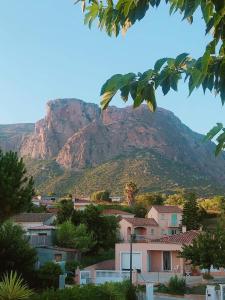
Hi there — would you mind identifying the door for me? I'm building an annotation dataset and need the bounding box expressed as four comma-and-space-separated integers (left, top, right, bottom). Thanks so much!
163, 251, 171, 271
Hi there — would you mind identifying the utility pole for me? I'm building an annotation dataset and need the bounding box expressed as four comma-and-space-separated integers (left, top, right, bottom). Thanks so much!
129, 233, 136, 285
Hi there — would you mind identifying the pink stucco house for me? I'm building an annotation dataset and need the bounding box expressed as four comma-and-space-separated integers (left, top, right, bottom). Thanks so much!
115, 230, 199, 275
119, 217, 159, 241
147, 205, 183, 235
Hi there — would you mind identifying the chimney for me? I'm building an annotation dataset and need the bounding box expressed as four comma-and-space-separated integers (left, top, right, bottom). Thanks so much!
182, 226, 187, 233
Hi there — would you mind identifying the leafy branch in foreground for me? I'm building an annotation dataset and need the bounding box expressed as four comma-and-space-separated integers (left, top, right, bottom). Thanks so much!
76, 0, 225, 154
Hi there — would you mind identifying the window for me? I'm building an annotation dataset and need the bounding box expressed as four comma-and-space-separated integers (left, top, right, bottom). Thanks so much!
150, 228, 154, 235
163, 251, 171, 271
160, 214, 165, 220
171, 214, 177, 226
121, 253, 141, 271
38, 233, 47, 236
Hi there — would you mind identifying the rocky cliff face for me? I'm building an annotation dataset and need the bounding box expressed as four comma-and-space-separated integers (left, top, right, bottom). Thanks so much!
2, 98, 225, 191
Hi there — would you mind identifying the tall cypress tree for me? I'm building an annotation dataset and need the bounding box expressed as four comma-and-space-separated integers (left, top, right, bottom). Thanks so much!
182, 192, 200, 231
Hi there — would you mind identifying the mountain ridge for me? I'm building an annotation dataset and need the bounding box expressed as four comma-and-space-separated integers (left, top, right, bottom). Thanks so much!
1, 98, 225, 196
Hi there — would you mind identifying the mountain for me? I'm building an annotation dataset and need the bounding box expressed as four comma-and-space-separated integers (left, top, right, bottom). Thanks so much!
0, 123, 34, 152
1, 98, 225, 196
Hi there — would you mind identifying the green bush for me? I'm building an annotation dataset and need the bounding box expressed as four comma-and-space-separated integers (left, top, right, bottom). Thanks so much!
30, 282, 131, 300
90, 190, 110, 202
37, 262, 62, 289
202, 272, 214, 280
167, 275, 186, 295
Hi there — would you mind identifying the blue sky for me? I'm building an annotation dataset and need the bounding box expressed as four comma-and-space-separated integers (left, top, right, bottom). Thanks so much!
0, 0, 224, 134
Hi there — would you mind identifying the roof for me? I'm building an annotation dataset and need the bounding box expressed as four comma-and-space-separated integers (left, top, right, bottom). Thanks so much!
152, 230, 200, 245
12, 213, 55, 223
27, 225, 55, 230
151, 205, 182, 213
84, 260, 115, 270
36, 246, 78, 252
102, 209, 134, 216
122, 217, 158, 227
74, 199, 90, 204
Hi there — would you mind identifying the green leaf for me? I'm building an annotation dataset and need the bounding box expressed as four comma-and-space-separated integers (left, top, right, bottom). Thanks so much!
175, 53, 189, 67
154, 58, 168, 72
204, 123, 223, 141
142, 84, 157, 111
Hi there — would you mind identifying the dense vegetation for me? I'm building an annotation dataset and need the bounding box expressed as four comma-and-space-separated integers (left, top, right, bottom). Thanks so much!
24, 149, 225, 196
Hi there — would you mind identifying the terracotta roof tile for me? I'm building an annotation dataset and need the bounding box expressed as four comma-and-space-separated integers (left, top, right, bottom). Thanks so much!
151, 205, 182, 213
152, 230, 200, 245
122, 217, 158, 227
84, 260, 115, 270
102, 209, 134, 216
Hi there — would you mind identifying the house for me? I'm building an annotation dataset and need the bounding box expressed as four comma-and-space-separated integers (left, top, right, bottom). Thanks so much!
27, 225, 55, 247
147, 205, 182, 235
101, 209, 135, 219
115, 230, 200, 278
119, 217, 159, 241
73, 198, 92, 211
12, 213, 56, 231
36, 246, 80, 270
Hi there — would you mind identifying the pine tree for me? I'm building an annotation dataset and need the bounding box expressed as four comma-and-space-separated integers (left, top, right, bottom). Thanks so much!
182, 192, 200, 231
0, 150, 34, 223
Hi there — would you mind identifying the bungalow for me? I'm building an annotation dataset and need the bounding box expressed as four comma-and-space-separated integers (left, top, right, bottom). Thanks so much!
147, 205, 183, 235
115, 230, 199, 277
12, 213, 56, 231
119, 217, 159, 241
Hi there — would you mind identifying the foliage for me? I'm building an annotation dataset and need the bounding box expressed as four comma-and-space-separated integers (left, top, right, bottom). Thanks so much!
0, 221, 37, 280
90, 190, 111, 202
167, 275, 186, 295
0, 150, 34, 223
180, 225, 225, 273
71, 205, 119, 252
57, 199, 74, 224
79, 248, 115, 268
131, 203, 147, 218
25, 151, 225, 197
30, 281, 131, 300
165, 192, 185, 206
56, 221, 95, 253
36, 262, 62, 289
125, 284, 137, 300
202, 272, 214, 280
136, 192, 164, 208
76, 0, 225, 155
182, 192, 200, 230
198, 195, 225, 213
124, 182, 138, 206
0, 271, 33, 300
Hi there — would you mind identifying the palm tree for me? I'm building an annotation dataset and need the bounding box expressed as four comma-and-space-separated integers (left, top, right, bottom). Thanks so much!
124, 182, 139, 207
0, 271, 32, 300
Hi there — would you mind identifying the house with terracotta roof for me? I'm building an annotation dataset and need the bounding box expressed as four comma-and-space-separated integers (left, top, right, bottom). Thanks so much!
115, 230, 200, 278
119, 217, 159, 241
101, 209, 135, 219
147, 205, 183, 236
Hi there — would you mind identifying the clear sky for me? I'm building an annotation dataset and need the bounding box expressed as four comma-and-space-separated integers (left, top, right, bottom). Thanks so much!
0, 0, 224, 134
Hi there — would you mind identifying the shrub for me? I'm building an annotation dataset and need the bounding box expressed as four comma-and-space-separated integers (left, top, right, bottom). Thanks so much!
167, 275, 186, 295
202, 272, 214, 280
90, 190, 110, 202
30, 282, 129, 300
37, 262, 62, 289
